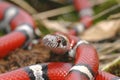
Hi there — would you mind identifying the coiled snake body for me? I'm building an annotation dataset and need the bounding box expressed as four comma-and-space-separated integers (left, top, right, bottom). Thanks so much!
0, 1, 36, 58
0, 62, 119, 80
0, 1, 119, 80
42, 32, 120, 80
69, 0, 93, 35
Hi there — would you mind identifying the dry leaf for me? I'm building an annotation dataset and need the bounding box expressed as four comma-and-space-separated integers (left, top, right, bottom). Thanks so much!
42, 19, 69, 33
80, 20, 120, 42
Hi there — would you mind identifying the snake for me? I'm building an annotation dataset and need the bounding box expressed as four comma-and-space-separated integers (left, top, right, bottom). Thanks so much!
69, 0, 93, 35
0, 0, 119, 80
0, 1, 36, 58
42, 32, 120, 80
0, 62, 119, 80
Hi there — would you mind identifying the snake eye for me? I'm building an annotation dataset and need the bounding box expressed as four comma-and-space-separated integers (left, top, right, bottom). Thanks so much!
62, 39, 67, 46
57, 39, 61, 43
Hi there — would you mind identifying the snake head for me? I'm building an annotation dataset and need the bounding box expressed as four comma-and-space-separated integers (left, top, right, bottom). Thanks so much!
42, 34, 69, 54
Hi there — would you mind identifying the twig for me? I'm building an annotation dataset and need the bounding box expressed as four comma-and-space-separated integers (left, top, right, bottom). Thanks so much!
32, 0, 118, 20
99, 41, 120, 54
90, 0, 108, 6
100, 45, 120, 54
93, 4, 120, 20
50, 0, 71, 4
101, 56, 120, 71
108, 13, 120, 19
32, 0, 109, 20
95, 40, 120, 55
40, 19, 68, 33
100, 53, 120, 60
33, 5, 74, 20
10, 0, 37, 14
50, 0, 108, 6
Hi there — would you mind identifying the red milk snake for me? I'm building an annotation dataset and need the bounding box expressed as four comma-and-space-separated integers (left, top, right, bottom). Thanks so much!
0, 1, 36, 58
42, 32, 120, 80
0, 62, 119, 80
69, 0, 93, 35
0, 0, 119, 80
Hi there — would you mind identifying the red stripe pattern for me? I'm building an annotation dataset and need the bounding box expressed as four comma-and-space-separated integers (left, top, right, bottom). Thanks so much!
73, 0, 93, 28
0, 68, 30, 80
0, 31, 26, 58
0, 1, 119, 80
65, 44, 99, 80
75, 44, 99, 73
48, 62, 72, 80
69, 0, 93, 35
0, 63, 119, 80
0, 1, 35, 58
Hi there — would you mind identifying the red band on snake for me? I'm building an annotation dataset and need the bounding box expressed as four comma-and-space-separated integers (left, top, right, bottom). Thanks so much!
66, 44, 99, 80
43, 32, 99, 80
69, 0, 93, 35
0, 1, 119, 80
42, 32, 119, 80
0, 1, 36, 58
0, 62, 119, 80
